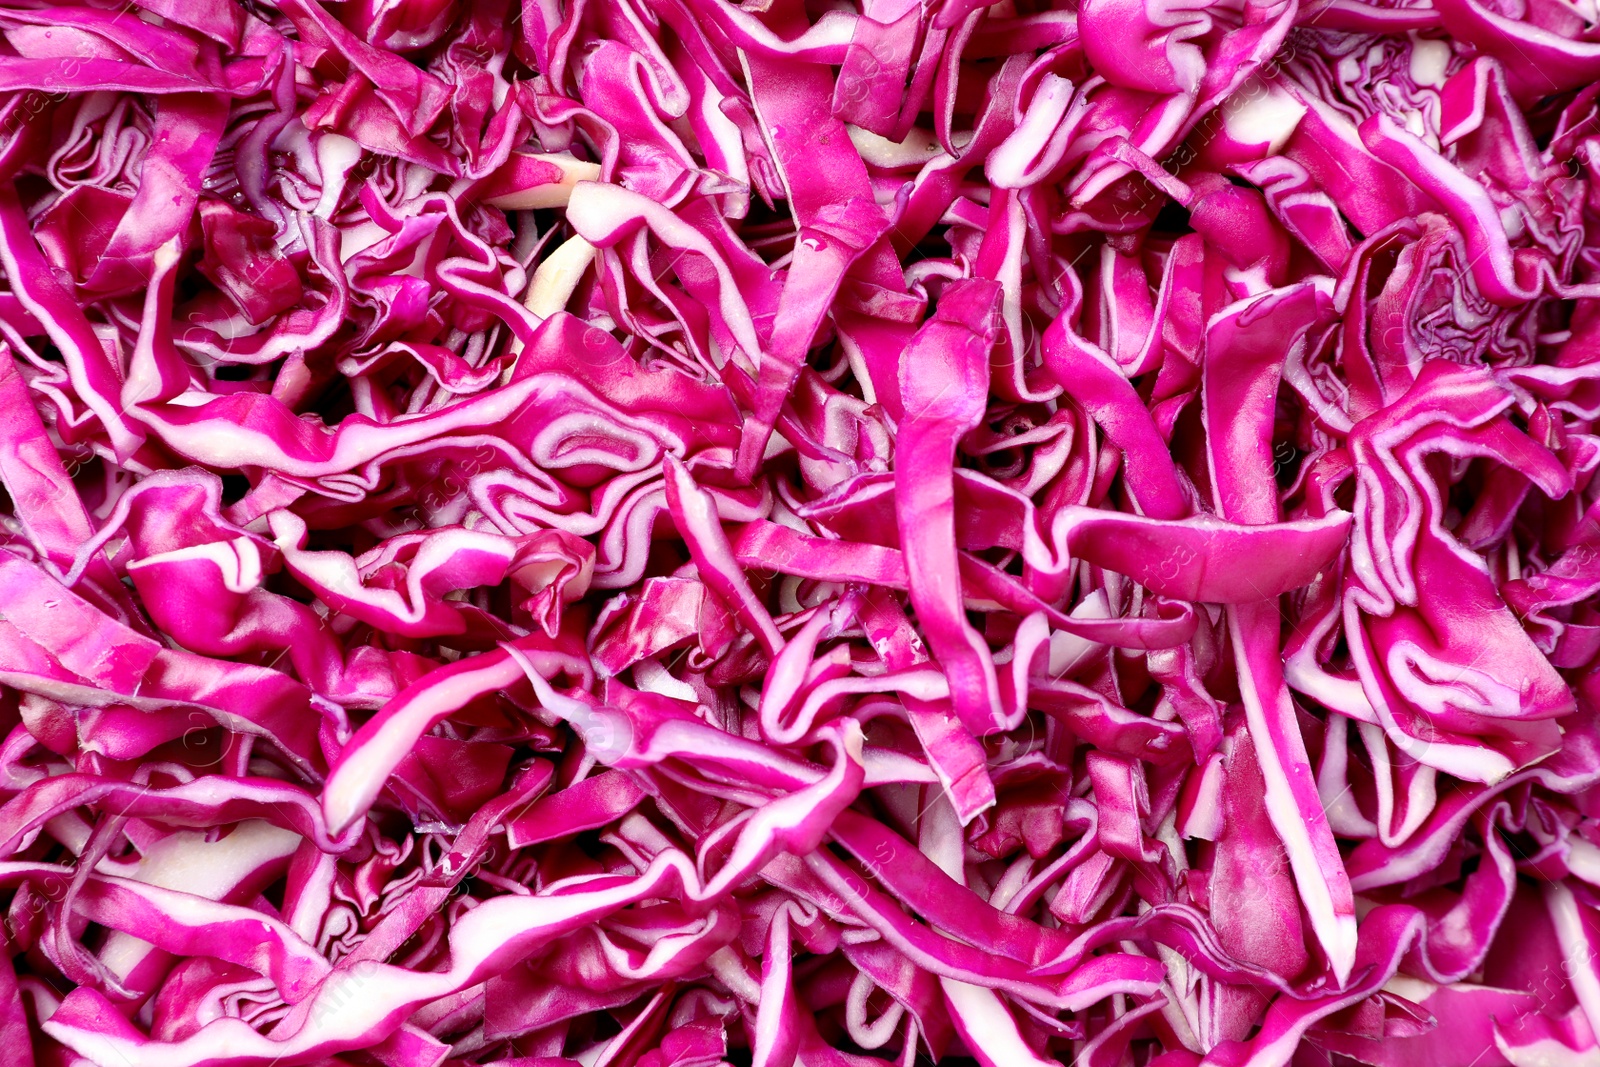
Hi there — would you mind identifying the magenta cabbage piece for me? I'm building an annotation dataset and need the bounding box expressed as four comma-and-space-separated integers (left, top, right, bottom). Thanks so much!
0, 0, 1596, 1065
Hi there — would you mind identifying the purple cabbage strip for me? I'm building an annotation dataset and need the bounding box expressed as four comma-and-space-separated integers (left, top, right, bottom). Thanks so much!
0, 2, 1594, 1066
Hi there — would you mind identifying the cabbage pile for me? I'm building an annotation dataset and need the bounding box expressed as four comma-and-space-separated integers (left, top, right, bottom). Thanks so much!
0, 0, 1598, 1065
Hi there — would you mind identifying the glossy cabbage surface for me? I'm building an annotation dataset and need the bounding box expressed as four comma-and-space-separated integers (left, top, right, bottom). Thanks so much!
0, 1, 1596, 1066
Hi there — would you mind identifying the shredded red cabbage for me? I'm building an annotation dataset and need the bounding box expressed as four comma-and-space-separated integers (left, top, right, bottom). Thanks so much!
0, 1, 1597, 1065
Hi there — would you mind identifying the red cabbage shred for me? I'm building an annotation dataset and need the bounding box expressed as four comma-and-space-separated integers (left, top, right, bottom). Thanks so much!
0, 1, 1597, 1065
